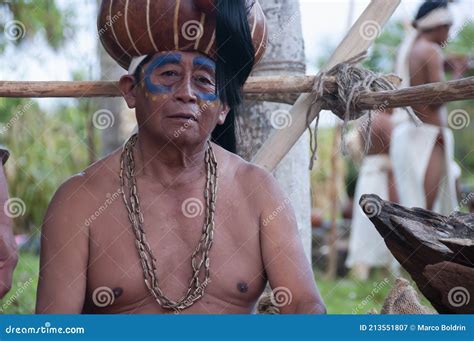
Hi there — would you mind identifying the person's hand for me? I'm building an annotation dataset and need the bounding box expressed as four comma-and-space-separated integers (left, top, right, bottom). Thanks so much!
445, 54, 470, 79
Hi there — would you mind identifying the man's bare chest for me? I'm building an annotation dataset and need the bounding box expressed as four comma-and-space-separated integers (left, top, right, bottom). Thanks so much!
83, 185, 266, 313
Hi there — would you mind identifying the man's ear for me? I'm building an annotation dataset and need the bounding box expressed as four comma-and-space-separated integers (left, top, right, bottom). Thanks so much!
119, 75, 137, 109
216, 103, 230, 125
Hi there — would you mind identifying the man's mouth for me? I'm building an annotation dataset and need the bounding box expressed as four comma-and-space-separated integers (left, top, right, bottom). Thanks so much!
167, 113, 198, 122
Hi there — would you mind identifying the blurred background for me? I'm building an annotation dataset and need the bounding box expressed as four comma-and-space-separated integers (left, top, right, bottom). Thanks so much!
0, 0, 472, 314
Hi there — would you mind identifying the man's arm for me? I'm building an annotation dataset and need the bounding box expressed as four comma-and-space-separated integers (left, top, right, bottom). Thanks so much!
254, 167, 326, 314
36, 175, 90, 313
0, 161, 18, 299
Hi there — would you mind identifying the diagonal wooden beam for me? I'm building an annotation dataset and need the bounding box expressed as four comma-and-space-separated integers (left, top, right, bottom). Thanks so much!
251, 0, 401, 171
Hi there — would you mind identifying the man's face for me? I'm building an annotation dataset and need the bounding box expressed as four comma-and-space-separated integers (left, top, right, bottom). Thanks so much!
435, 24, 451, 45
120, 51, 229, 146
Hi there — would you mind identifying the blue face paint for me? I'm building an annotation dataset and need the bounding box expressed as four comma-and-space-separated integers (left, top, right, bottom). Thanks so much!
144, 53, 182, 94
193, 56, 216, 72
193, 56, 218, 102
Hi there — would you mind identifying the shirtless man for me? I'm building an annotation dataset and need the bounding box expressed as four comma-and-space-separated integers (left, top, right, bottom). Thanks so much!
36, 0, 325, 314
391, 0, 468, 214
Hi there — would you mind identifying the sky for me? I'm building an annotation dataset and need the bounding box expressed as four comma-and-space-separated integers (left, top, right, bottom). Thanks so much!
1, 0, 473, 117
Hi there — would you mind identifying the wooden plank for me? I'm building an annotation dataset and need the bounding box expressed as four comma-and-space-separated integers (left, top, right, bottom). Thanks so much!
251, 0, 401, 171
1, 77, 473, 111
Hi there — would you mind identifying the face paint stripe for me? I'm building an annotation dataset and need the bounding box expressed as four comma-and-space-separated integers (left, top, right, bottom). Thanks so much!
143, 54, 182, 94
193, 56, 216, 71
197, 92, 218, 101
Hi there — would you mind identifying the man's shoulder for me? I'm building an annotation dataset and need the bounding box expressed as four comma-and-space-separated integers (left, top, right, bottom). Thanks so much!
49, 148, 121, 211
413, 39, 443, 60
213, 144, 275, 187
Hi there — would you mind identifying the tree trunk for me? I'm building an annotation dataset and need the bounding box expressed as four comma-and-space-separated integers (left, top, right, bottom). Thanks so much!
237, 0, 312, 261
360, 194, 474, 314
96, 0, 135, 156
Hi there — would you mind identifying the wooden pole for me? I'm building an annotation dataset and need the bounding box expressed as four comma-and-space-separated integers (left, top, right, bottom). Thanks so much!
0, 76, 472, 108
325, 125, 342, 280
251, 0, 401, 171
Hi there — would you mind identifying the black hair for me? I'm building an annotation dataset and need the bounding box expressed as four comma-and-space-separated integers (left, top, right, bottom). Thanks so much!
414, 0, 449, 22
212, 0, 256, 154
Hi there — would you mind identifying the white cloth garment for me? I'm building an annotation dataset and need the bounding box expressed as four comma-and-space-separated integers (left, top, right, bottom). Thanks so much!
346, 154, 399, 270
390, 119, 458, 215
390, 6, 458, 215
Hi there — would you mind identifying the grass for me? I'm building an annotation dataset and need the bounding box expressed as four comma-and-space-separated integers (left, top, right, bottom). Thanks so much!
1, 252, 433, 314
315, 269, 393, 314
314, 269, 434, 314
0, 252, 39, 314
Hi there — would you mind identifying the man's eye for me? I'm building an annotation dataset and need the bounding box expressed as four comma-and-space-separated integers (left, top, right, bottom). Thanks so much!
196, 76, 213, 85
161, 70, 178, 77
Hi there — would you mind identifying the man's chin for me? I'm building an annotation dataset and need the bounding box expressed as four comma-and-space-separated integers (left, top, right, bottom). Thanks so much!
170, 131, 206, 146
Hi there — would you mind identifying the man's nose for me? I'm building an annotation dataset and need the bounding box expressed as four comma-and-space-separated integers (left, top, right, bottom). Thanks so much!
174, 75, 197, 103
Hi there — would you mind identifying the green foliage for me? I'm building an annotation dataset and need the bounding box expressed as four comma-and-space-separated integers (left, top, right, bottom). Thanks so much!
446, 19, 474, 56
0, 98, 91, 233
363, 21, 405, 73
0, 252, 38, 314
0, 0, 72, 51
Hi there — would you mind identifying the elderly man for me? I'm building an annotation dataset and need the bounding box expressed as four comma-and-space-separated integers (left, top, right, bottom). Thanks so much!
36, 0, 325, 314
0, 147, 18, 299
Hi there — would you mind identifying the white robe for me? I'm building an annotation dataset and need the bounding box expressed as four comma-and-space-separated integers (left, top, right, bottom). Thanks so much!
390, 118, 458, 215
345, 154, 399, 269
